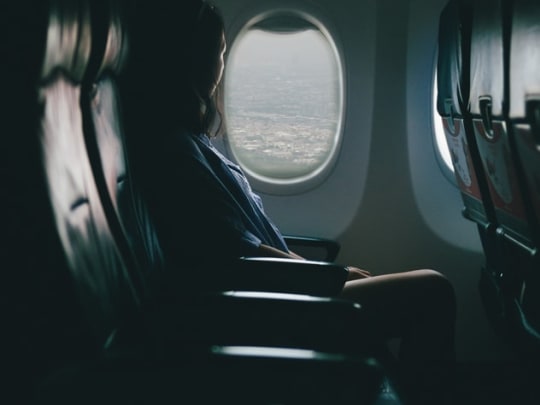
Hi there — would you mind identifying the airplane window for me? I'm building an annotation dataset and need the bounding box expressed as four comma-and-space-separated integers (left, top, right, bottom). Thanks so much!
224, 16, 343, 187
432, 70, 454, 173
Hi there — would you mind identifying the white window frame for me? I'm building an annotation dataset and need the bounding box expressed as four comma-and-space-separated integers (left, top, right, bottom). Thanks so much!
222, 9, 346, 195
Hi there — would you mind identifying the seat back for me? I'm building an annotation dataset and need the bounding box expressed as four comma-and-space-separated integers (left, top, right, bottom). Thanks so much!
463, 0, 540, 356
2, 3, 391, 402
509, 0, 540, 246
38, 0, 140, 347
437, 0, 494, 228
437, 0, 507, 284
469, 0, 535, 252
43, 2, 396, 400
83, 0, 164, 285
1, 2, 98, 399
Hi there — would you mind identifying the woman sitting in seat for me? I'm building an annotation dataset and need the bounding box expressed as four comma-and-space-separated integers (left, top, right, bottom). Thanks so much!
119, 1, 456, 403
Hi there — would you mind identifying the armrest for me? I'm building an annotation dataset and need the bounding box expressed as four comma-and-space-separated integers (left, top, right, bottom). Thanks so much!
284, 235, 340, 262
44, 345, 385, 405
143, 291, 379, 356
189, 292, 372, 353
206, 346, 385, 405
226, 257, 348, 297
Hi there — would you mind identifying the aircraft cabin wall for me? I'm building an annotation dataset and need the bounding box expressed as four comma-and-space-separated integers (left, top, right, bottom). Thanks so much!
212, 0, 514, 362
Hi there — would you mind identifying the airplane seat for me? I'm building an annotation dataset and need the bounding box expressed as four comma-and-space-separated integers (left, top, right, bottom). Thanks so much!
82, 0, 332, 344
1, 2, 97, 401
437, 0, 492, 228
84, 0, 395, 360
469, 0, 540, 355
1, 0, 406, 402
82, 0, 165, 286
437, 0, 512, 334
74, 0, 394, 377
508, 0, 540, 248
73, 1, 400, 401
469, 0, 534, 250
17, 4, 390, 402
437, 0, 504, 265
113, 0, 353, 299
77, 0, 388, 354
37, 0, 143, 350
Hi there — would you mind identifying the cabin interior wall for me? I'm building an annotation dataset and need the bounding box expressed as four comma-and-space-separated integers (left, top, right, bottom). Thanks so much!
214, 0, 515, 363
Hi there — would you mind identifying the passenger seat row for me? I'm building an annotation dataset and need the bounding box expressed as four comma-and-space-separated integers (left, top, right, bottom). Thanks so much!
437, 0, 540, 357
2, 0, 390, 403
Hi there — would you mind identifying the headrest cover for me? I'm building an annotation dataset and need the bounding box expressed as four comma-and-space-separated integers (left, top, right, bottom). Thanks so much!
101, 10, 127, 73
509, 0, 540, 118
41, 0, 92, 83
437, 1, 461, 116
468, 0, 505, 117
88, 0, 129, 77
437, 0, 472, 117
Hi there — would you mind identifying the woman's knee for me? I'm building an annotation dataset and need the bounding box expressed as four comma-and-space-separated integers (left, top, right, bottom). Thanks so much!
414, 269, 456, 318
341, 268, 455, 316
419, 269, 454, 294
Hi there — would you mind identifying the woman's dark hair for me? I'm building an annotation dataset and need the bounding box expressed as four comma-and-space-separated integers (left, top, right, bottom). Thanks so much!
191, 2, 226, 136
120, 0, 225, 137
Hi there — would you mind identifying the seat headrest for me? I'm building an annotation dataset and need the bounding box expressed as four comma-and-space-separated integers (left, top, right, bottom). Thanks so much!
468, 0, 505, 117
41, 0, 91, 83
437, 0, 472, 117
84, 0, 128, 80
509, 0, 540, 119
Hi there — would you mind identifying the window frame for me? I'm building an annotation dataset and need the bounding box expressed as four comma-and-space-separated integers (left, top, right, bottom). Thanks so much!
222, 8, 346, 195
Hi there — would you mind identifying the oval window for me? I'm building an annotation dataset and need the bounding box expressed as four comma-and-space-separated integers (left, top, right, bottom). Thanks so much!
224, 13, 343, 185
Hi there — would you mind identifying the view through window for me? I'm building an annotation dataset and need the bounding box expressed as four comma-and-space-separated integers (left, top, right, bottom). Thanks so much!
224, 24, 342, 182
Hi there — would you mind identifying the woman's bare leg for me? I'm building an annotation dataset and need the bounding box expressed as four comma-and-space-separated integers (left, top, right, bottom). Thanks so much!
339, 269, 456, 404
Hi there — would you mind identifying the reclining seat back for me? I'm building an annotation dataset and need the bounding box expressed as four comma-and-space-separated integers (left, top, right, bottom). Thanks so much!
1, 1, 97, 398
469, 0, 540, 354
78, 1, 374, 362
2, 5, 386, 403
84, 0, 164, 284
75, 7, 392, 402
437, 0, 509, 285
39, 0, 140, 346
437, 0, 493, 228
509, 0, 540, 246
469, 0, 534, 251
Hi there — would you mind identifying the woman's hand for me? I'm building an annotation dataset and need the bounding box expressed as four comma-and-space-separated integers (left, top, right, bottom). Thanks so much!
346, 266, 372, 281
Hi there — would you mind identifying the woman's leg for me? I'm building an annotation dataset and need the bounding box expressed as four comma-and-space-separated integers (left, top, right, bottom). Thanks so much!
339, 269, 456, 404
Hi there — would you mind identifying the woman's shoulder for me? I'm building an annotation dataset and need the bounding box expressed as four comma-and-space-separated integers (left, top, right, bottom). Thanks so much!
170, 130, 209, 163
174, 129, 201, 149
174, 131, 242, 181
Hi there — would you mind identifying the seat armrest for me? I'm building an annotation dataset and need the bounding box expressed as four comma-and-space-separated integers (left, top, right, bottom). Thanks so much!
190, 292, 371, 353
226, 257, 348, 297
284, 235, 340, 262
141, 291, 378, 356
